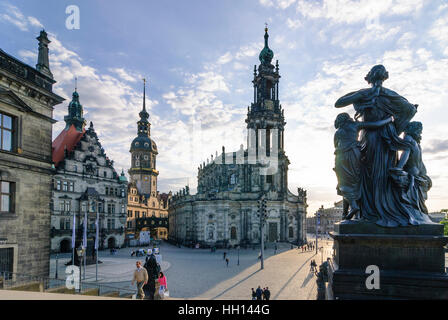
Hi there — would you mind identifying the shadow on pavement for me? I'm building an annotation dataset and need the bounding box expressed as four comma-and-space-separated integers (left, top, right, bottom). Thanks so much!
272, 253, 315, 300
211, 269, 261, 300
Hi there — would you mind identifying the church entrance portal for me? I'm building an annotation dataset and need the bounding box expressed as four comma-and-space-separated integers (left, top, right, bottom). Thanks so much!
268, 222, 278, 242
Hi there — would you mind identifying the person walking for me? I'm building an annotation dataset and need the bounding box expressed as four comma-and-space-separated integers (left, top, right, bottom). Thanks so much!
223, 251, 227, 260
158, 271, 168, 299
251, 288, 256, 300
264, 287, 271, 300
225, 258, 229, 267
262, 288, 266, 300
131, 261, 148, 300
255, 286, 263, 300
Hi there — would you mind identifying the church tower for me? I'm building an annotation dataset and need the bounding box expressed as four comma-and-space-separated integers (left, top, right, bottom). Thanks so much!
129, 79, 159, 198
245, 26, 288, 194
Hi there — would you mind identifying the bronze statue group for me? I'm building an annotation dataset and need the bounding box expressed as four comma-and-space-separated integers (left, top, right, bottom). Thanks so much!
333, 65, 433, 227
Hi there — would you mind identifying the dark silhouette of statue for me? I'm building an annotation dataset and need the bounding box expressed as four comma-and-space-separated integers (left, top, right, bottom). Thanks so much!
334, 65, 434, 227
334, 112, 393, 219
390, 121, 432, 215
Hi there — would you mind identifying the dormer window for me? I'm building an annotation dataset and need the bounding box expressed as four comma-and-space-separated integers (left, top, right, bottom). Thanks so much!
144, 143, 149, 147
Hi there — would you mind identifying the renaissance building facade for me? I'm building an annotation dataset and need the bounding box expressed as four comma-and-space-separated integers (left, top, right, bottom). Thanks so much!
168, 28, 307, 247
125, 82, 170, 242
51, 90, 127, 253
0, 31, 64, 277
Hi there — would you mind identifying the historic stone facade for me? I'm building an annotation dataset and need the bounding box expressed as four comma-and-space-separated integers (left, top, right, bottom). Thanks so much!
306, 201, 344, 235
51, 91, 127, 253
0, 31, 64, 277
168, 28, 307, 247
126, 81, 170, 242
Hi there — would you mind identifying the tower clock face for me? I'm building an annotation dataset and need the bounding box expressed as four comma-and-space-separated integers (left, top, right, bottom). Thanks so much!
144, 176, 149, 181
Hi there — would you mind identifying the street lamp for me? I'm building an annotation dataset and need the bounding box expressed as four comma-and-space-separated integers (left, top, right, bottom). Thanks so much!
257, 194, 268, 270
76, 246, 85, 293
237, 245, 240, 266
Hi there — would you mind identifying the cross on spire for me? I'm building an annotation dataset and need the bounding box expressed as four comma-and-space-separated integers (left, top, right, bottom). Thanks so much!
74, 76, 77, 92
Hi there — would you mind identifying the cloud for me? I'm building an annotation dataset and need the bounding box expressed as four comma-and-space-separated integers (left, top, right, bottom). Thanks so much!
425, 139, 448, 154
286, 18, 302, 30
217, 52, 232, 64
296, 0, 424, 24
0, 4, 44, 31
0, 4, 28, 31
27, 16, 43, 28
108, 68, 141, 83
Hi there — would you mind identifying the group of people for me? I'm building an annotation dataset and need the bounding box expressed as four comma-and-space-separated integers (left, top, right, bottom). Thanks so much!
309, 259, 318, 275
251, 286, 271, 300
131, 259, 168, 300
299, 242, 315, 252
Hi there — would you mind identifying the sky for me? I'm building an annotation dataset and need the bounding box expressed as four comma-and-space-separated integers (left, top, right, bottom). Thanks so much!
0, 0, 447, 216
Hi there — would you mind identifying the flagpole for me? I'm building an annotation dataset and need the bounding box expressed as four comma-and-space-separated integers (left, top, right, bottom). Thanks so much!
95, 209, 99, 282
83, 210, 87, 280
72, 210, 76, 266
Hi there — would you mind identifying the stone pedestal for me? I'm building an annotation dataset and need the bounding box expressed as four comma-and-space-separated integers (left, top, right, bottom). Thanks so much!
328, 220, 448, 299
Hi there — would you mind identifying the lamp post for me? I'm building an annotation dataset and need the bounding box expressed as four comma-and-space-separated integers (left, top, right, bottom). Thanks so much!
237, 245, 240, 266
258, 194, 267, 270
316, 210, 320, 255
76, 246, 84, 293
55, 254, 58, 279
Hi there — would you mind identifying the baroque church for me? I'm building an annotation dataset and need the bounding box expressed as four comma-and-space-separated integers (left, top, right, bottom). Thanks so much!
168, 28, 308, 247
51, 89, 128, 253
125, 80, 170, 242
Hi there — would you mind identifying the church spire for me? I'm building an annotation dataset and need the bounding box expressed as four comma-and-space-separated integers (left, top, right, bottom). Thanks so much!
137, 78, 150, 137
259, 25, 274, 65
139, 78, 149, 123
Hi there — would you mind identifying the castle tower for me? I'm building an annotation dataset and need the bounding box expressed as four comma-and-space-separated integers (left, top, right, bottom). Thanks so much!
245, 26, 288, 192
128, 79, 159, 198
64, 88, 86, 132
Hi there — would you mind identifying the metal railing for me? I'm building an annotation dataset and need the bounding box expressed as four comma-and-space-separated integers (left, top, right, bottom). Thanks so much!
0, 270, 135, 298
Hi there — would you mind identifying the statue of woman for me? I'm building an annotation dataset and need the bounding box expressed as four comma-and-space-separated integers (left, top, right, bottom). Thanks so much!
333, 112, 393, 220
334, 65, 428, 227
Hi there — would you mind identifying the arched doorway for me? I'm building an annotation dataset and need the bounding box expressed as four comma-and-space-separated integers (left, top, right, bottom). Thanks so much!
288, 226, 294, 238
107, 237, 116, 249
230, 226, 237, 240
60, 239, 71, 253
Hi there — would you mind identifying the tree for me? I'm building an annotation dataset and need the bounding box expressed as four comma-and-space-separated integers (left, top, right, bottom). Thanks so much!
440, 219, 448, 236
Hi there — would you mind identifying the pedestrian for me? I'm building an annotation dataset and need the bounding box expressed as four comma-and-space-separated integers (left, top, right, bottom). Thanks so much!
255, 286, 263, 300
262, 288, 266, 300
310, 260, 315, 273
251, 288, 256, 300
223, 251, 227, 260
158, 271, 168, 299
131, 261, 148, 300
225, 258, 229, 267
274, 244, 277, 254
264, 287, 271, 300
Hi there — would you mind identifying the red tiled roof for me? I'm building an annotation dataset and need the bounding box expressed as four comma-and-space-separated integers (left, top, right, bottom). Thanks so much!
52, 124, 85, 166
